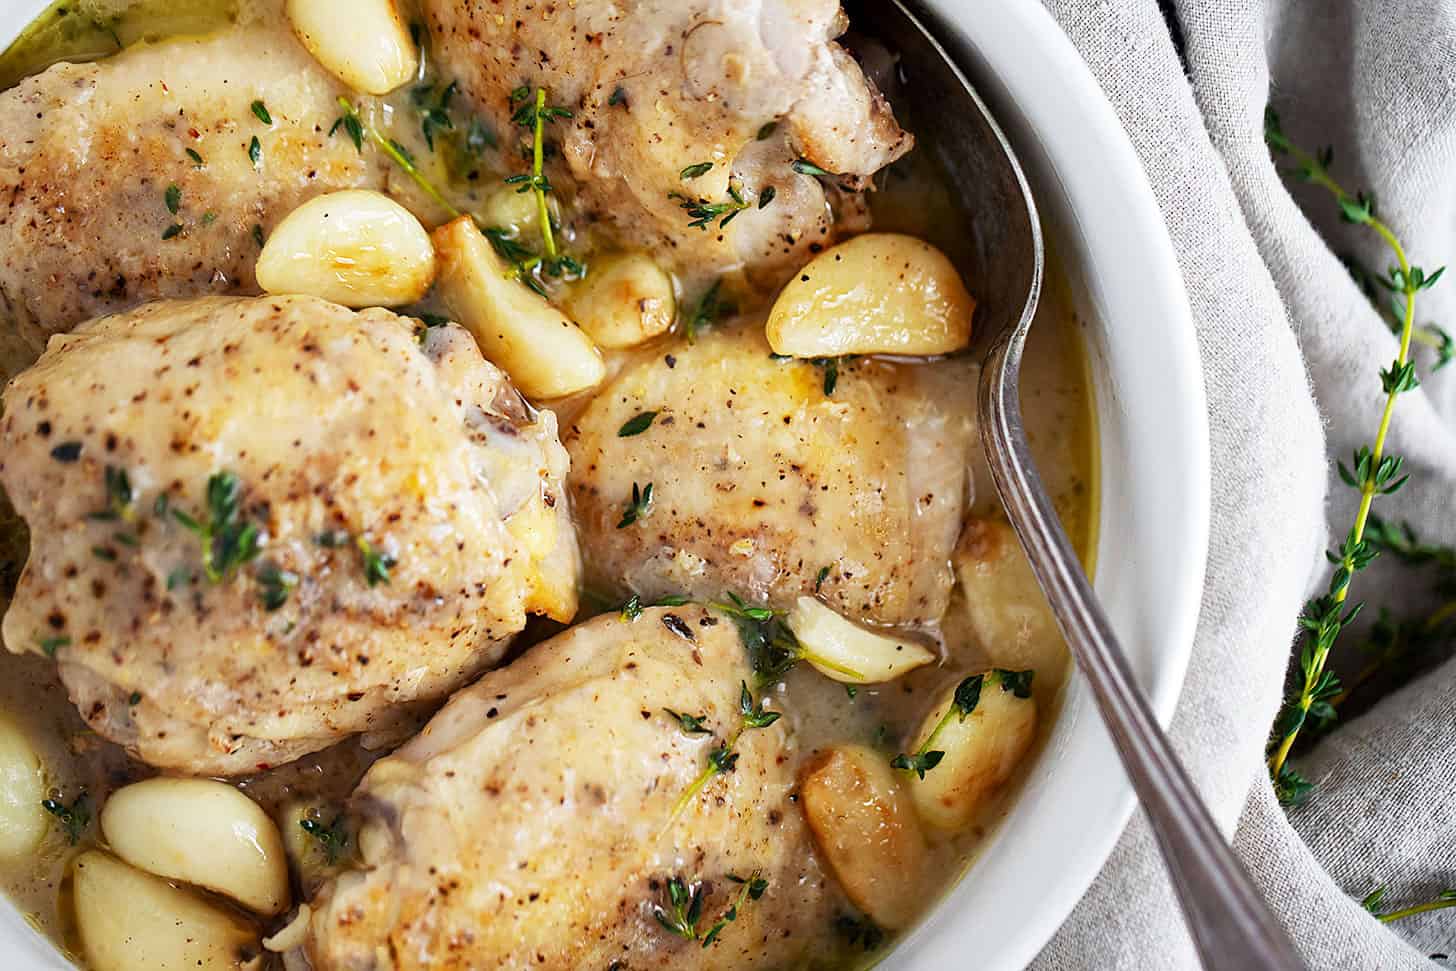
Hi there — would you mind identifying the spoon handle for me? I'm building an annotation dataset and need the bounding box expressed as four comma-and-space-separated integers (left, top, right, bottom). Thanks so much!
980, 341, 1306, 971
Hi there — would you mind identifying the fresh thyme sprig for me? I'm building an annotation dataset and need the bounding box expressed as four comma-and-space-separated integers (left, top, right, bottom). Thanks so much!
507, 87, 580, 279
1319, 519, 1456, 714
670, 184, 750, 231
172, 471, 264, 584
1362, 885, 1456, 923
653, 872, 768, 948
1344, 255, 1455, 370
666, 680, 781, 827
701, 873, 769, 946
654, 875, 703, 939
710, 593, 864, 682
336, 96, 460, 220
332, 98, 564, 296
1264, 108, 1446, 805
414, 80, 457, 151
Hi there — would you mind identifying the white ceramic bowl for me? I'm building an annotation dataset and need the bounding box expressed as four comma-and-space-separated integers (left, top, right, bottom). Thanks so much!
0, 1, 1208, 968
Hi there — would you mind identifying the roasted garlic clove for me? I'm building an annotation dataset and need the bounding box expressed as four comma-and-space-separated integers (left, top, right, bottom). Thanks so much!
432, 216, 605, 399
73, 851, 260, 971
0, 718, 45, 857
904, 670, 1038, 831
286, 0, 417, 95
100, 778, 290, 915
563, 252, 677, 349
787, 596, 936, 684
799, 744, 928, 929
255, 190, 436, 308
766, 233, 974, 357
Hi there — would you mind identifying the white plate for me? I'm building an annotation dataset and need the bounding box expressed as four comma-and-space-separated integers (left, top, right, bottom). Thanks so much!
0, 1, 1208, 968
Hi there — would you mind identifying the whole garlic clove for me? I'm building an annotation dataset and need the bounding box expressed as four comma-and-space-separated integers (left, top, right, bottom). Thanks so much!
255, 190, 436, 309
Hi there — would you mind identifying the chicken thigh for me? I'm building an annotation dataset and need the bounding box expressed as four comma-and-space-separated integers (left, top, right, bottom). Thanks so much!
0, 19, 384, 351
420, 0, 912, 291
306, 605, 838, 970
0, 296, 577, 775
566, 323, 974, 628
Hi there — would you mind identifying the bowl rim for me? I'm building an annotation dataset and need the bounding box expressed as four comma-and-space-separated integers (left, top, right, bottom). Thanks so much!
0, 2, 1209, 969
879, 1, 1209, 969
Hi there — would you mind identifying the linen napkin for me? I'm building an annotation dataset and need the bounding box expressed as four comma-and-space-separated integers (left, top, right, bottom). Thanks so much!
1027, 1, 1456, 967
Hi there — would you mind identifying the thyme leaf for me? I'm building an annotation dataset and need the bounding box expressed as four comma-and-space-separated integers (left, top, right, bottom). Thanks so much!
664, 709, 711, 735
617, 482, 654, 529
89, 465, 134, 523
300, 813, 350, 865
791, 158, 833, 177
257, 563, 299, 611
36, 635, 70, 658
617, 411, 658, 437
683, 279, 728, 342
41, 791, 90, 845
357, 537, 395, 587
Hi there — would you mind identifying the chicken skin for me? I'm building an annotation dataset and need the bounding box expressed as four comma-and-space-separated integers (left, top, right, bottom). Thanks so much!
0, 296, 577, 775
0, 19, 385, 351
566, 323, 974, 628
306, 605, 838, 970
420, 0, 912, 291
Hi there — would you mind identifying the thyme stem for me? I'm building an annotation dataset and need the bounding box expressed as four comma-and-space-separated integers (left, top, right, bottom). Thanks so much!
1377, 896, 1456, 923
1268, 224, 1409, 778
337, 97, 462, 220
666, 724, 745, 829
528, 88, 559, 261
1263, 110, 1443, 796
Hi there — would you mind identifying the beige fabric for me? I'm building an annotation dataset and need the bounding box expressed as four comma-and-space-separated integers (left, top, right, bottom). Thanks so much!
1031, 0, 1456, 967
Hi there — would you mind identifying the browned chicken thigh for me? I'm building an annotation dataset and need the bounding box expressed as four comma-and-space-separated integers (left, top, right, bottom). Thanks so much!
0, 19, 385, 352
420, 0, 912, 290
306, 605, 839, 971
566, 322, 975, 628
0, 295, 577, 775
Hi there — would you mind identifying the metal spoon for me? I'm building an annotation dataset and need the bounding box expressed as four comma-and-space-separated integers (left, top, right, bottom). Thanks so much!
844, 2, 1306, 967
